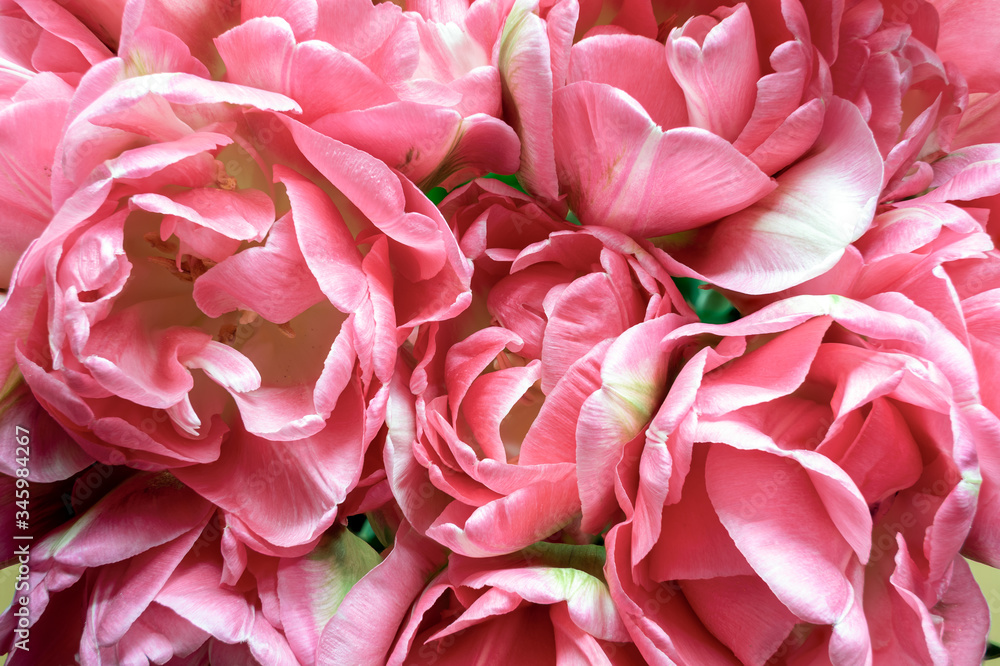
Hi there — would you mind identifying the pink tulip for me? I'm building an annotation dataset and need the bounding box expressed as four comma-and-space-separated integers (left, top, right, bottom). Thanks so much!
605, 295, 989, 663
0, 26, 472, 557
385, 180, 693, 556
724, 145, 1000, 575
550, 1, 888, 294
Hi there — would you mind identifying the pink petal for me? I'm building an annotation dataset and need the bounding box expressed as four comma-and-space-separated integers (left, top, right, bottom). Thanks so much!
241, 0, 319, 40
822, 398, 924, 504
131, 187, 275, 243
499, 0, 559, 200
665, 5, 759, 142
192, 212, 326, 323
520, 339, 611, 466
291, 41, 397, 121
0, 380, 94, 482
604, 522, 741, 665
934, 0, 1000, 93
122, 24, 212, 78
647, 444, 755, 581
923, 144, 1000, 203
732, 39, 815, 159
935, 556, 991, 662
696, 317, 830, 416
87, 522, 209, 646
16, 0, 113, 65
317, 523, 448, 666
214, 16, 295, 92
673, 97, 883, 293
569, 34, 687, 131
744, 98, 825, 175
118, 0, 243, 74
681, 575, 799, 665
154, 553, 254, 644
311, 103, 515, 191
576, 316, 685, 533
174, 385, 364, 549
426, 469, 580, 557
0, 98, 67, 286
41, 471, 213, 569
705, 445, 863, 625
276, 529, 381, 665
282, 118, 451, 282
540, 260, 645, 392
553, 81, 774, 237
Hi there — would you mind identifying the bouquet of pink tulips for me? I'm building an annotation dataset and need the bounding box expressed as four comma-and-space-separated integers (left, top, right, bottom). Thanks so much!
2, 0, 1000, 663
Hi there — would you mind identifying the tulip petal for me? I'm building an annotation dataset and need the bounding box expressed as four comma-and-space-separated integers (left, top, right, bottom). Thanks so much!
499, 0, 559, 200
672, 97, 883, 293
553, 81, 774, 237
705, 446, 861, 625
665, 5, 759, 142
277, 529, 381, 665
569, 34, 687, 131
173, 389, 364, 549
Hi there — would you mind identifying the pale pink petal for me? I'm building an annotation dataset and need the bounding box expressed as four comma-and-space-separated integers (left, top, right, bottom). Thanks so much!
16, 0, 113, 65
317, 523, 448, 666
499, 0, 559, 200
214, 16, 295, 92
672, 97, 883, 293
665, 5, 759, 142
426, 471, 580, 556
277, 529, 381, 665
131, 187, 275, 243
546, 0, 578, 89
0, 98, 67, 286
576, 316, 685, 533
822, 398, 923, 504
541, 249, 647, 392
241, 0, 319, 40
952, 92, 1000, 149
553, 81, 774, 237
122, 25, 212, 78
118, 0, 243, 74
245, 613, 300, 666
922, 144, 1000, 203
